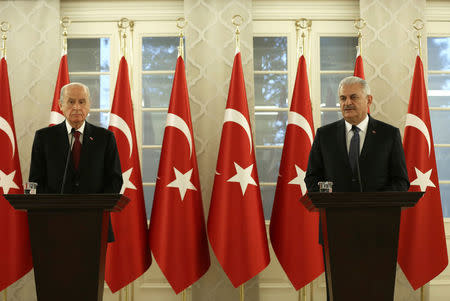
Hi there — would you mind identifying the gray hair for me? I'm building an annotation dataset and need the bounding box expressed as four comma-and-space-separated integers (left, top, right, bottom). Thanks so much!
59, 82, 91, 104
338, 76, 371, 96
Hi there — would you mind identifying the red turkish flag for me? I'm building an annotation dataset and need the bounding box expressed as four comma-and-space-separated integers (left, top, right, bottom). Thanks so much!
269, 55, 323, 290
106, 56, 151, 292
0, 57, 32, 291
353, 49, 365, 80
398, 55, 448, 289
149, 56, 210, 293
207, 52, 270, 287
49, 54, 69, 126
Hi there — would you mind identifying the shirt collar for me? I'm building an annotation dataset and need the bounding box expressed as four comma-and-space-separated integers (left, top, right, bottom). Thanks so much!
65, 120, 86, 135
345, 114, 369, 133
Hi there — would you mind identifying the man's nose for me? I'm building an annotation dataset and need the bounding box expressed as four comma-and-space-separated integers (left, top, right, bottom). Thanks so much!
343, 97, 352, 105
73, 101, 80, 109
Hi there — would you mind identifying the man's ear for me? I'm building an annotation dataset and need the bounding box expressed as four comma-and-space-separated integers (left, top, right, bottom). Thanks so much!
367, 95, 373, 106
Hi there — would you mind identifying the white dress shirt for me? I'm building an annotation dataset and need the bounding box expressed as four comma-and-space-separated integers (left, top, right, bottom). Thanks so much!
65, 120, 85, 148
345, 115, 369, 154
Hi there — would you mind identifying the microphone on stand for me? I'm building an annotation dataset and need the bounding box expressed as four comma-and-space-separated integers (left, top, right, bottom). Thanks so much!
355, 155, 363, 192
61, 128, 75, 194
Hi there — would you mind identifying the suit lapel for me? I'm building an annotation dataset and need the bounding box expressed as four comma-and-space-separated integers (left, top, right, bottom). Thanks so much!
78, 122, 93, 173
359, 116, 376, 162
55, 121, 70, 163
336, 119, 351, 167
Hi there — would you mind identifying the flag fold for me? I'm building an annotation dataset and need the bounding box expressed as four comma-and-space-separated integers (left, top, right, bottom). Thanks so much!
0, 57, 33, 291
49, 54, 69, 126
149, 56, 210, 294
207, 52, 270, 287
106, 56, 151, 292
269, 55, 324, 290
398, 55, 448, 290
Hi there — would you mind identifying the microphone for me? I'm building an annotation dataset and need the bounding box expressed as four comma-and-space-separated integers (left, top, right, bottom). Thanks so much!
61, 128, 75, 194
355, 154, 363, 192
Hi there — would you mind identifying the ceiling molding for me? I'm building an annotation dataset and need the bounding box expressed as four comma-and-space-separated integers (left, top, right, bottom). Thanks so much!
252, 0, 360, 21
60, 0, 183, 22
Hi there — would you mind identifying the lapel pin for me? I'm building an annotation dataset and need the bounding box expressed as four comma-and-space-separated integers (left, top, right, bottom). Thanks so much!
89, 136, 94, 141
372, 130, 376, 134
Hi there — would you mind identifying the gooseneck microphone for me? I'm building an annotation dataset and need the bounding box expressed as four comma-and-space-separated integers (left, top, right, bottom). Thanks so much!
355, 154, 363, 192
60, 128, 75, 194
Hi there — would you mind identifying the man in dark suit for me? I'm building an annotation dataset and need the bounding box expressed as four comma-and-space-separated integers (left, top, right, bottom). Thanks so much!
304, 76, 409, 300
305, 76, 409, 192
29, 82, 123, 240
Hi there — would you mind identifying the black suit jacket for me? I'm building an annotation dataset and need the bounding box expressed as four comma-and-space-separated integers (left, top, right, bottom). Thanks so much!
305, 116, 409, 193
29, 121, 123, 242
29, 121, 123, 194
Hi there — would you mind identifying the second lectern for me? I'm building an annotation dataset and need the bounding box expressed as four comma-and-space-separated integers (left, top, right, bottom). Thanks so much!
5, 193, 130, 301
301, 191, 423, 301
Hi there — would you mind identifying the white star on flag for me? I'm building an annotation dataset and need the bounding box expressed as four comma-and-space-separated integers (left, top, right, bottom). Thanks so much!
120, 168, 137, 194
167, 167, 197, 201
227, 162, 257, 195
0, 169, 19, 194
288, 164, 307, 196
410, 167, 436, 192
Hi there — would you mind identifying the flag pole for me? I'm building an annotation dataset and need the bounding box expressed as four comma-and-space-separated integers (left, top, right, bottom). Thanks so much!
2, 288, 6, 301
412, 21, 426, 298
177, 17, 186, 60
118, 18, 130, 59
240, 284, 244, 301
0, 21, 10, 59
294, 18, 311, 106
182, 290, 186, 301
232, 15, 243, 53
413, 19, 424, 59
353, 18, 366, 57
60, 16, 70, 56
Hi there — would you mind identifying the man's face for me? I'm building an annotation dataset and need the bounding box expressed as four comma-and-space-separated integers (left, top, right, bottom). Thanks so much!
60, 85, 91, 129
339, 83, 372, 125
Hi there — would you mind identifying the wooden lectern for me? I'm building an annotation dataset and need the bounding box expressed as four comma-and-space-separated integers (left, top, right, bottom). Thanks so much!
301, 191, 423, 301
4, 194, 130, 301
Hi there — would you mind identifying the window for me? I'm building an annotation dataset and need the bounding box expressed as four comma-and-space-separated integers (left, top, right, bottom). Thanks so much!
68, 38, 111, 129
427, 32, 450, 218
141, 36, 179, 217
254, 36, 288, 219
319, 37, 357, 126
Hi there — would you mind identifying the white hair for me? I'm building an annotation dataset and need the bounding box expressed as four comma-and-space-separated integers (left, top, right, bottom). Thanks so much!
59, 82, 91, 104
338, 76, 371, 96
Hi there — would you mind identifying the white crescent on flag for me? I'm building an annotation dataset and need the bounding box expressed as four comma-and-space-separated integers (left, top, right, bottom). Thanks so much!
405, 113, 431, 157
0, 116, 15, 157
287, 111, 313, 146
165, 113, 193, 158
223, 108, 252, 154
110, 113, 133, 158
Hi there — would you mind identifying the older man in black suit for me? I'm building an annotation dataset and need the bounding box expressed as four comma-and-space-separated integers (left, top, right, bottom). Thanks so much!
29, 82, 123, 240
305, 76, 409, 192
305, 76, 409, 301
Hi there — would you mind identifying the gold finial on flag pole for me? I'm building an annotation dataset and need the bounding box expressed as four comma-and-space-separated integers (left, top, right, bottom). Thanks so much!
118, 18, 130, 58
413, 19, 424, 58
295, 18, 311, 60
176, 17, 186, 60
232, 15, 243, 54
354, 18, 366, 57
60, 16, 70, 56
240, 284, 245, 301
1, 21, 11, 59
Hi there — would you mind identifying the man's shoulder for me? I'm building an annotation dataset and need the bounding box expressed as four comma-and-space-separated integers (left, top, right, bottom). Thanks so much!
85, 122, 114, 138
35, 122, 64, 136
317, 119, 343, 134
369, 116, 399, 134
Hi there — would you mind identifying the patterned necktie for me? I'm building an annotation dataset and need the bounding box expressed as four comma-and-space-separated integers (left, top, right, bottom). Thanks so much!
72, 131, 81, 170
348, 125, 360, 173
